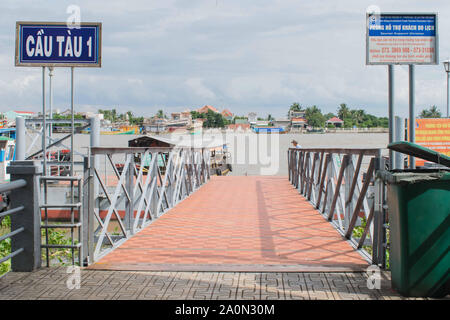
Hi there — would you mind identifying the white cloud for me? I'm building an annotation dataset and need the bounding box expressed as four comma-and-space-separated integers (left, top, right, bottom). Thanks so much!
0, 0, 449, 118
185, 77, 216, 100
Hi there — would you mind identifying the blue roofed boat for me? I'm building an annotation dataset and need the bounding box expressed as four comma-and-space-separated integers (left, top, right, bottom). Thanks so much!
252, 126, 285, 133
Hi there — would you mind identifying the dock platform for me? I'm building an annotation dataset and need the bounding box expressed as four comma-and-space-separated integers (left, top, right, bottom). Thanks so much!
89, 176, 368, 272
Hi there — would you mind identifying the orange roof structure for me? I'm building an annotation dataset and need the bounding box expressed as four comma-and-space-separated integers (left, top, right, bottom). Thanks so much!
227, 124, 250, 130
221, 109, 233, 117
197, 105, 219, 114
326, 117, 344, 123
291, 117, 307, 122
15, 111, 35, 114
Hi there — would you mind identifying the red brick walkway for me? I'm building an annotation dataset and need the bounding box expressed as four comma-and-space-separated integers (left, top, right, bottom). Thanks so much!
90, 176, 369, 272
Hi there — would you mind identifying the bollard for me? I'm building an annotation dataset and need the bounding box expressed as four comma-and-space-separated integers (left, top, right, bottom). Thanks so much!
7, 161, 43, 272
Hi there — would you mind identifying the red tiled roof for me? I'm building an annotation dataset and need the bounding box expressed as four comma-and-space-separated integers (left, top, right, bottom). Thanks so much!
291, 117, 306, 122
197, 105, 219, 113
15, 111, 35, 114
221, 109, 233, 117
227, 124, 250, 130
327, 117, 343, 122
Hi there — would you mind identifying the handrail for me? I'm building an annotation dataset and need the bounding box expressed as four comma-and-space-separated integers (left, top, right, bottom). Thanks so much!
90, 146, 209, 155
288, 147, 388, 268
288, 147, 381, 155
0, 180, 27, 193
0, 180, 27, 266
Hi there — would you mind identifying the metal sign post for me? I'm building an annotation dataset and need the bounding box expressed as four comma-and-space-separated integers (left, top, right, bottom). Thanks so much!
42, 66, 47, 175
71, 67, 74, 176
409, 65, 415, 168
388, 65, 394, 169
366, 13, 438, 169
48, 67, 53, 141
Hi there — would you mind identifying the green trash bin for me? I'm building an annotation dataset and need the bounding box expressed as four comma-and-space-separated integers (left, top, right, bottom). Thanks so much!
386, 142, 450, 297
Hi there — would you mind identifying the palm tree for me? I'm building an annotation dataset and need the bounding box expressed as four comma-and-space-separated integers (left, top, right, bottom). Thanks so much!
111, 109, 117, 122
352, 109, 365, 124
337, 103, 350, 120
419, 105, 441, 118
289, 103, 301, 112
156, 109, 165, 119
288, 102, 302, 117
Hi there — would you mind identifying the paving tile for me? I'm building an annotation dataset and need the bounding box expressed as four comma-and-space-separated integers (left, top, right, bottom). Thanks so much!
304, 273, 334, 300
90, 176, 368, 270
211, 273, 239, 299
138, 273, 173, 300
283, 273, 309, 300
236, 273, 260, 300
260, 273, 284, 300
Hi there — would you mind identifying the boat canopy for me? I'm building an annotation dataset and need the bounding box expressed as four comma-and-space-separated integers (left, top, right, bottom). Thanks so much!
128, 135, 226, 150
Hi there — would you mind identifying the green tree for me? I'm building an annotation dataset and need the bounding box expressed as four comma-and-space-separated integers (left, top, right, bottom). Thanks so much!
324, 112, 335, 120
156, 109, 166, 119
288, 102, 303, 117
190, 111, 205, 119
350, 109, 366, 127
419, 105, 441, 118
337, 103, 350, 120
126, 111, 133, 121
305, 105, 325, 128
289, 102, 301, 112
343, 118, 354, 128
203, 110, 227, 128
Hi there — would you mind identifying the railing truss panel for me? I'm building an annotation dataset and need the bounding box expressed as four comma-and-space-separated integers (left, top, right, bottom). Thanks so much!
288, 147, 387, 267
83, 147, 210, 263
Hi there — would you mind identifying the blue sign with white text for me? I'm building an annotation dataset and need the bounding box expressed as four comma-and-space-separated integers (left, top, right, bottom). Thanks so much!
16, 22, 101, 67
368, 15, 436, 37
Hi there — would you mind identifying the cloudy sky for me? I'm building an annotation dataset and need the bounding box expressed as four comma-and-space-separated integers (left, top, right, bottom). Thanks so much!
1, 0, 449, 118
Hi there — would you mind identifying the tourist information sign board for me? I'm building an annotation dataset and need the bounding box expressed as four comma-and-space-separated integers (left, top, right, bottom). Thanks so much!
366, 13, 438, 65
414, 118, 450, 166
15, 22, 102, 67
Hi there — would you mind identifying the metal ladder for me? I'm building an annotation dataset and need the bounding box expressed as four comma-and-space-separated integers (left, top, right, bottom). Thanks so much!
39, 176, 83, 267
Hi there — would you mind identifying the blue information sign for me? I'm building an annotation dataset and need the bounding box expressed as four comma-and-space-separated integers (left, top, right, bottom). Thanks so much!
366, 13, 438, 65
368, 15, 436, 37
15, 22, 102, 67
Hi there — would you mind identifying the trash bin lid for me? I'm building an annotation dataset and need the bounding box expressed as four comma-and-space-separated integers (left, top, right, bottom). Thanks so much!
388, 141, 450, 168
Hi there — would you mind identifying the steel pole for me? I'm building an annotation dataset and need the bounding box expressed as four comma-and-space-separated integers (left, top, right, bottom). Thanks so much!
48, 67, 53, 140
394, 116, 404, 169
409, 65, 415, 169
90, 116, 100, 197
71, 67, 74, 176
388, 65, 394, 169
42, 67, 47, 175
15, 116, 25, 161
447, 72, 449, 118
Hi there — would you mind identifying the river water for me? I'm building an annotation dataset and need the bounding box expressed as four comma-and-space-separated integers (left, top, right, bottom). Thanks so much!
26, 132, 388, 176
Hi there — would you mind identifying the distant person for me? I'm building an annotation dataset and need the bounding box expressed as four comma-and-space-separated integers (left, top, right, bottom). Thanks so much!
291, 140, 302, 148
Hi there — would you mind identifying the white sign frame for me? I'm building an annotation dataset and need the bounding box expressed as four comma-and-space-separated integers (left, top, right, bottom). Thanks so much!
366, 13, 439, 65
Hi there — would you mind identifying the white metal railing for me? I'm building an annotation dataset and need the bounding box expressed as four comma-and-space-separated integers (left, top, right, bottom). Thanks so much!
288, 147, 388, 267
0, 180, 27, 268
82, 147, 211, 264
